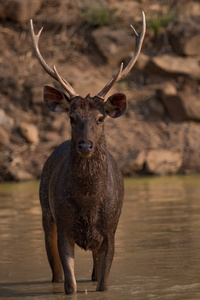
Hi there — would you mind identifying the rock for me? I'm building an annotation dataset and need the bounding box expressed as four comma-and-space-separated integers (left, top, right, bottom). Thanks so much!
0, 126, 10, 148
168, 17, 200, 56
160, 94, 187, 122
179, 92, 200, 122
157, 83, 177, 97
50, 118, 65, 132
135, 53, 150, 71
43, 131, 62, 143
92, 27, 134, 64
157, 87, 200, 122
0, 156, 34, 181
146, 54, 200, 80
180, 122, 200, 174
0, 109, 14, 130
182, 1, 200, 18
31, 87, 44, 105
156, 83, 186, 122
147, 98, 166, 120
19, 122, 39, 144
146, 149, 182, 175
121, 151, 145, 175
0, 0, 44, 23
10, 169, 34, 181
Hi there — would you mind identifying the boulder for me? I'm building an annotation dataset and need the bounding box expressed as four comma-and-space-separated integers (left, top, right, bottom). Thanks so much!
147, 97, 166, 120
19, 122, 39, 144
0, 109, 14, 130
180, 122, 200, 174
157, 84, 186, 121
178, 92, 200, 122
0, 155, 34, 181
0, 0, 44, 23
0, 126, 10, 148
146, 149, 182, 175
120, 151, 145, 175
146, 54, 200, 80
92, 27, 134, 64
31, 87, 44, 105
157, 83, 177, 97
182, 1, 200, 18
168, 17, 200, 56
135, 53, 150, 71
157, 86, 200, 122
43, 131, 62, 143
9, 168, 34, 181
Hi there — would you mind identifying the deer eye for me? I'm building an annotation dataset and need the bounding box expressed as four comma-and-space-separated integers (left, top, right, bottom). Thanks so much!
70, 116, 76, 125
96, 115, 104, 125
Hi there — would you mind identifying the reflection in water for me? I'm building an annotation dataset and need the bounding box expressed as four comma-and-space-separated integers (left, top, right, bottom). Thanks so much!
0, 176, 200, 299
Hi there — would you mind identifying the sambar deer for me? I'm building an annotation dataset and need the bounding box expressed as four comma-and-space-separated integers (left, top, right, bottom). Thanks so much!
30, 12, 145, 294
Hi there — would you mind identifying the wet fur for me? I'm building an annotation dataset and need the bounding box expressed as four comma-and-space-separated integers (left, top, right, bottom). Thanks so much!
39, 94, 124, 293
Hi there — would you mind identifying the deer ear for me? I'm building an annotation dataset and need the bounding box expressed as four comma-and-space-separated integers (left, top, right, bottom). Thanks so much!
43, 85, 70, 112
104, 93, 127, 118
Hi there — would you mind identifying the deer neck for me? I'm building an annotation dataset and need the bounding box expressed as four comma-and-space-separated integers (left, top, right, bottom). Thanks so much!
68, 133, 107, 179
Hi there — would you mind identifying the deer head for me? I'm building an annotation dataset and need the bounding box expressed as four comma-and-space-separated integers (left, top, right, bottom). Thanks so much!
30, 13, 146, 157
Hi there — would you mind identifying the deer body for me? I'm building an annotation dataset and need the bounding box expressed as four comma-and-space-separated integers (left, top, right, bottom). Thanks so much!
42, 134, 124, 253
39, 93, 125, 293
30, 13, 145, 294
40, 139, 124, 288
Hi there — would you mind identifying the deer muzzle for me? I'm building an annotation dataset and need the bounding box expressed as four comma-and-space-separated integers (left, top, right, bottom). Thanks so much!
77, 140, 94, 157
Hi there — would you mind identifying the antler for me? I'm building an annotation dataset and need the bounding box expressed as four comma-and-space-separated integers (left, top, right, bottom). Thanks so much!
30, 19, 78, 98
97, 11, 146, 100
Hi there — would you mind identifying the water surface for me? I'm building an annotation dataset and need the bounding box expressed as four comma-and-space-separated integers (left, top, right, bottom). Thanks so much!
0, 176, 200, 299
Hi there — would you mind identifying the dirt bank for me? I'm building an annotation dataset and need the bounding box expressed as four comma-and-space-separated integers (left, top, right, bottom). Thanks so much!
0, 0, 200, 181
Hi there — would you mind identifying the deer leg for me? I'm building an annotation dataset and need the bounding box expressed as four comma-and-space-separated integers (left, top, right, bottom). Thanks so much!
96, 237, 115, 291
42, 215, 63, 282
91, 249, 98, 281
57, 233, 76, 294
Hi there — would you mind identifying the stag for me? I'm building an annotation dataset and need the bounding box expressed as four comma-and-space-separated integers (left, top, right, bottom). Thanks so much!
30, 12, 145, 294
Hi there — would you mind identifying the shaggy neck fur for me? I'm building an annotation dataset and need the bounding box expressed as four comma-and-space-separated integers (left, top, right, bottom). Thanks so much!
68, 132, 107, 180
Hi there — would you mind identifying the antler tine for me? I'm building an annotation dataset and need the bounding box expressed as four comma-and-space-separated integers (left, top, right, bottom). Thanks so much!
97, 63, 124, 100
118, 11, 146, 81
30, 19, 78, 98
96, 12, 146, 99
53, 65, 78, 98
30, 19, 56, 80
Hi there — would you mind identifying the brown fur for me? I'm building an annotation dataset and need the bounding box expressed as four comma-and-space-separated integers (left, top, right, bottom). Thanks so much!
39, 91, 125, 294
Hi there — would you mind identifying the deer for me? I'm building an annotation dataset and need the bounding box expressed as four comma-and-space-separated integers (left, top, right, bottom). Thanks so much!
30, 12, 146, 294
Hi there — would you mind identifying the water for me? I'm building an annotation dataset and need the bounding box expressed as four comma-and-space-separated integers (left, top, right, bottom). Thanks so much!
0, 176, 200, 299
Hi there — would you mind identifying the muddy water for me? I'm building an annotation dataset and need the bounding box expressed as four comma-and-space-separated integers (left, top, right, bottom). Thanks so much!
0, 176, 200, 299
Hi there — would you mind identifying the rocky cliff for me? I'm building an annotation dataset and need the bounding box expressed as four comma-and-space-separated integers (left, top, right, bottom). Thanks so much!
0, 0, 200, 181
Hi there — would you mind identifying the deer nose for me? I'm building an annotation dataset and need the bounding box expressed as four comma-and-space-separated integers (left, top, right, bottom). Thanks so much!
77, 140, 94, 156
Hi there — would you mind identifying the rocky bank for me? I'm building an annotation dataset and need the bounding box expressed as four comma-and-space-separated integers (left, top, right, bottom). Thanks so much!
0, 0, 200, 181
